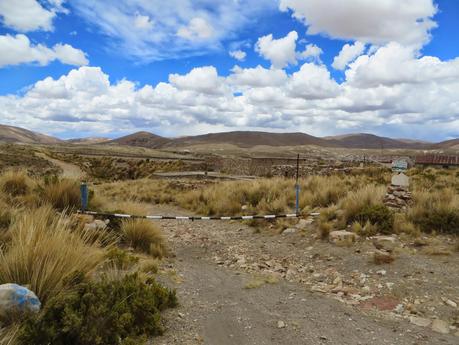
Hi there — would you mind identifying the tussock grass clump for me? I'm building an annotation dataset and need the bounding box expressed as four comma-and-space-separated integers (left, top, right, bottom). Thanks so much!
0, 206, 107, 303
340, 185, 385, 223
408, 188, 459, 234
0, 170, 34, 197
41, 179, 81, 210
121, 219, 167, 258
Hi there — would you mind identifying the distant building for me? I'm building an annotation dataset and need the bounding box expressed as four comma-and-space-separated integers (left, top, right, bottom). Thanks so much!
414, 154, 459, 168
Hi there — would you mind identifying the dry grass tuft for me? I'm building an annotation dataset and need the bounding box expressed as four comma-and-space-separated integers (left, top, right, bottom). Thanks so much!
0, 206, 107, 303
41, 179, 81, 210
318, 220, 332, 240
339, 185, 385, 224
0, 170, 34, 197
408, 188, 459, 234
121, 219, 167, 258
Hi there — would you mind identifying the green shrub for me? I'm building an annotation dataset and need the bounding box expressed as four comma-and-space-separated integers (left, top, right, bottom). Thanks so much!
105, 247, 139, 270
351, 204, 394, 235
18, 272, 177, 345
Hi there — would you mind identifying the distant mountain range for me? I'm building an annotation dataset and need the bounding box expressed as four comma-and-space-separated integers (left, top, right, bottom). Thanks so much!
0, 124, 457, 150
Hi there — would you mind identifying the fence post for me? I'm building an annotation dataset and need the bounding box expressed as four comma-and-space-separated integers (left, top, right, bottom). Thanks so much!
295, 154, 300, 215
80, 182, 88, 211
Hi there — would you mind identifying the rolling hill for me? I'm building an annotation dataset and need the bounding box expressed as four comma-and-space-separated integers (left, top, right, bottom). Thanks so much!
0, 124, 61, 144
163, 131, 332, 148
107, 131, 171, 148
1, 124, 457, 150
324, 133, 429, 149
432, 138, 459, 150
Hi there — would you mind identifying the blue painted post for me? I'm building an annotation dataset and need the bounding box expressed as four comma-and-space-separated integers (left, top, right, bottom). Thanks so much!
80, 182, 88, 211
295, 154, 300, 215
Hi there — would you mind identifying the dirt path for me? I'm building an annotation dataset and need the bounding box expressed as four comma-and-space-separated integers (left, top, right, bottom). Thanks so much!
150, 204, 458, 345
35, 152, 85, 179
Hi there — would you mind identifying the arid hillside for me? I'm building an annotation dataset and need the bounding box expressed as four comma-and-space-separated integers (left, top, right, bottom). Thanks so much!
0, 124, 61, 144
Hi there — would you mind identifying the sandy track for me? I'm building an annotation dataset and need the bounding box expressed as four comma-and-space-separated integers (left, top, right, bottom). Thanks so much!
35, 152, 85, 179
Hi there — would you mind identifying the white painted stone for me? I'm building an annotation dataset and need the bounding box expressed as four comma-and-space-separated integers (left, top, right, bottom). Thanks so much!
391, 173, 409, 187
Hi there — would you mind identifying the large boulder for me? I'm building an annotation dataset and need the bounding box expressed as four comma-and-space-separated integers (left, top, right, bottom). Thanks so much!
0, 284, 41, 318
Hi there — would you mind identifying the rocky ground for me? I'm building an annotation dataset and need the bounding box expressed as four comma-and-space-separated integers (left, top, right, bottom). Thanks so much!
147, 204, 459, 344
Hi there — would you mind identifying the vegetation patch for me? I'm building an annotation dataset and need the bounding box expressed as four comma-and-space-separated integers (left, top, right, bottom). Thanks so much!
18, 272, 177, 345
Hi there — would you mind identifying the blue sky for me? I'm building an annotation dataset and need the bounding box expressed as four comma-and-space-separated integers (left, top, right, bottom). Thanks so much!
0, 0, 458, 141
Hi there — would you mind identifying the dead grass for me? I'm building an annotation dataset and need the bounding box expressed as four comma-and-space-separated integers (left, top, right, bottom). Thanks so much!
121, 219, 167, 258
408, 188, 459, 234
41, 179, 81, 210
0, 170, 34, 197
339, 185, 385, 224
0, 206, 108, 303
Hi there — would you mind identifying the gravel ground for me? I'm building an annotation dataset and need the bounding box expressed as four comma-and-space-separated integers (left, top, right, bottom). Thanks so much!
148, 204, 459, 345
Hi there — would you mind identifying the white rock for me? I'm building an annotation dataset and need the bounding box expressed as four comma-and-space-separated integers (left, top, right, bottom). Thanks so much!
376, 269, 387, 276
431, 319, 450, 334
329, 230, 358, 245
372, 236, 397, 252
445, 299, 457, 308
277, 320, 286, 328
409, 316, 431, 327
282, 228, 297, 235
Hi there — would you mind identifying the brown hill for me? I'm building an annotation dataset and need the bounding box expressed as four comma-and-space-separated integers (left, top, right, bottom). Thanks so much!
324, 133, 429, 149
432, 138, 459, 150
66, 137, 111, 145
0, 124, 61, 144
108, 131, 171, 148
164, 131, 332, 148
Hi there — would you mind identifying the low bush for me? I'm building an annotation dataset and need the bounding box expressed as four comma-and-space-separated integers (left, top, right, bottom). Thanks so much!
0, 206, 107, 303
18, 272, 177, 345
352, 204, 394, 235
121, 219, 167, 258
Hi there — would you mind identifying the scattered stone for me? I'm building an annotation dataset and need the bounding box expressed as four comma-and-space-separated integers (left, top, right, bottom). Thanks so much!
431, 319, 450, 334
296, 219, 313, 229
282, 228, 297, 235
373, 249, 394, 264
409, 316, 431, 327
373, 236, 397, 252
277, 320, 286, 329
329, 230, 358, 246
445, 299, 457, 308
376, 269, 387, 276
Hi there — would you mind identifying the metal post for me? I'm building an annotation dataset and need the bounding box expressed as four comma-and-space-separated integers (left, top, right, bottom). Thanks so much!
295, 154, 300, 215
80, 182, 88, 211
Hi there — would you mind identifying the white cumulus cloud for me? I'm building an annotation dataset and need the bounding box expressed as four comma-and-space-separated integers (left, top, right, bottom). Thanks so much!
298, 43, 323, 62
0, 0, 64, 32
255, 31, 299, 69
279, 0, 437, 47
0, 34, 88, 68
177, 17, 214, 40
332, 41, 366, 70
2, 44, 459, 141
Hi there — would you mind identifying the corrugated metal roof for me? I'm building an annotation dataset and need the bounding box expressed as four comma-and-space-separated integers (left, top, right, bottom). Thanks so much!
415, 154, 459, 165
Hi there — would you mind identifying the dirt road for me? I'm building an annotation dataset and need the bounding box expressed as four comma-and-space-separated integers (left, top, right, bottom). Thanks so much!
35, 152, 85, 179
151, 205, 458, 345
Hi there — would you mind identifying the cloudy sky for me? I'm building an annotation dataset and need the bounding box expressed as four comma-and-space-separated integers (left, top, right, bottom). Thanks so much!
0, 0, 458, 141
